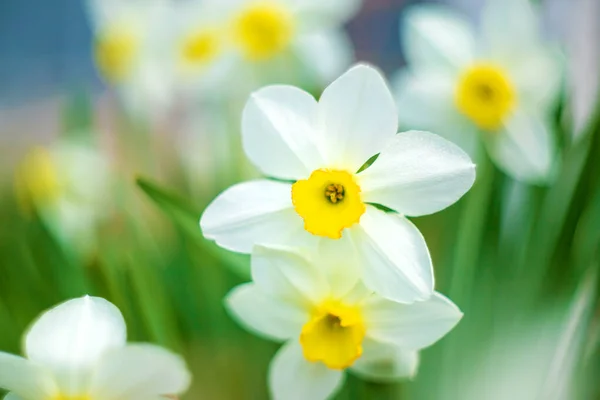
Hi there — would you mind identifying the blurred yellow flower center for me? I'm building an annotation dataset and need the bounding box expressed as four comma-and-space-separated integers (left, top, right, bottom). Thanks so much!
15, 148, 62, 211
51, 395, 91, 400
181, 29, 221, 67
94, 28, 139, 82
291, 169, 366, 239
300, 299, 366, 370
455, 64, 516, 131
234, 2, 294, 60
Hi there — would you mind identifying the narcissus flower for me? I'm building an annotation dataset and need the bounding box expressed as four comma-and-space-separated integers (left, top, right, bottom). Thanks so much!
85, 0, 173, 117
15, 141, 111, 257
162, 1, 232, 100
201, 65, 476, 302
0, 296, 191, 400
226, 245, 462, 400
172, 0, 360, 100
227, 0, 360, 86
393, 0, 562, 184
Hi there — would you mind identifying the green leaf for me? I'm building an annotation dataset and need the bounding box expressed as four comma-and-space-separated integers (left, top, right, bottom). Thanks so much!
136, 176, 202, 239
135, 177, 251, 279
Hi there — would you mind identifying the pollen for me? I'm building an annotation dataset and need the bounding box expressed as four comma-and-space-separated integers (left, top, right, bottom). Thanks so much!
291, 169, 366, 239
94, 27, 139, 83
233, 2, 294, 60
325, 183, 344, 203
455, 63, 516, 131
300, 299, 366, 370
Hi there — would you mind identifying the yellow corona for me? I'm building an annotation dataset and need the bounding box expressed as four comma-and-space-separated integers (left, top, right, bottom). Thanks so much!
291, 169, 366, 239
455, 63, 516, 131
234, 2, 294, 60
15, 147, 62, 212
94, 28, 139, 82
300, 299, 366, 370
181, 29, 221, 68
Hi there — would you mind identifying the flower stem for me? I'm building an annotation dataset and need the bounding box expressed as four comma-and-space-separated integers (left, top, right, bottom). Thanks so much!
447, 151, 496, 304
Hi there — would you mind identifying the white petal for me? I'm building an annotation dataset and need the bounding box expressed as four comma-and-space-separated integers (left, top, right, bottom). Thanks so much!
508, 48, 564, 110
52, 143, 111, 203
226, 283, 308, 341
350, 339, 419, 382
85, 0, 166, 33
350, 207, 434, 303
0, 353, 57, 399
242, 85, 324, 180
85, 0, 125, 29
393, 68, 457, 129
90, 344, 191, 400
402, 4, 475, 70
482, 0, 541, 55
363, 292, 463, 350
252, 245, 329, 305
25, 296, 126, 393
392, 68, 479, 156
316, 235, 362, 299
339, 280, 373, 305
487, 111, 557, 184
269, 340, 345, 400
118, 62, 176, 123
293, 30, 354, 87
291, 0, 361, 24
200, 180, 315, 253
359, 130, 476, 216
317, 64, 398, 171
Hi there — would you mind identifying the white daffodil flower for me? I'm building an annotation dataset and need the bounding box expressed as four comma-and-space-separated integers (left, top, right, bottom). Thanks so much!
15, 141, 111, 258
166, 1, 233, 101
0, 296, 191, 400
393, 0, 563, 184
201, 64, 476, 303
170, 0, 360, 100
85, 0, 174, 118
226, 245, 462, 400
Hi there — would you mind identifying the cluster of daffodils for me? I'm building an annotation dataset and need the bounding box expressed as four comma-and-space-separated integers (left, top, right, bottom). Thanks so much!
85, 0, 361, 116
201, 64, 475, 398
393, 0, 562, 184
15, 140, 112, 258
0, 296, 190, 400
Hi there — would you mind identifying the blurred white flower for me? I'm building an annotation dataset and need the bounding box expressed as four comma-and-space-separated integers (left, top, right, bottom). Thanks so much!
0, 296, 191, 400
169, 0, 360, 101
165, 1, 232, 101
15, 140, 112, 257
226, 245, 462, 400
393, 0, 563, 184
201, 64, 475, 303
85, 0, 174, 118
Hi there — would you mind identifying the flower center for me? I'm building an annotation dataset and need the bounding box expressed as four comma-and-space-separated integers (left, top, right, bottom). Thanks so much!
455, 63, 516, 131
181, 29, 221, 67
15, 147, 62, 211
291, 169, 366, 239
234, 2, 294, 60
324, 183, 344, 203
51, 395, 92, 400
94, 27, 139, 82
300, 299, 366, 370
